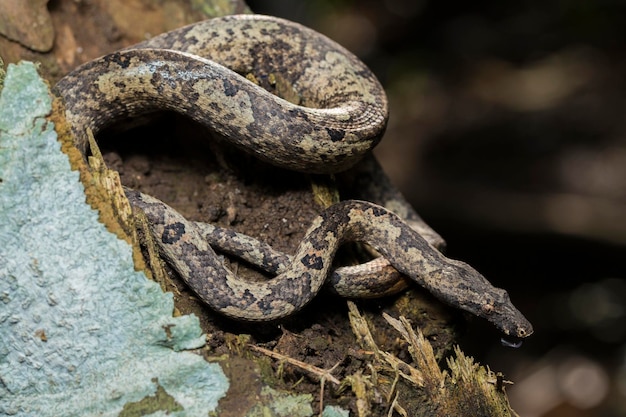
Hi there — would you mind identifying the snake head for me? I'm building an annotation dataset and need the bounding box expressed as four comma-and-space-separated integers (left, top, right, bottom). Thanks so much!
439, 259, 534, 339
479, 287, 534, 339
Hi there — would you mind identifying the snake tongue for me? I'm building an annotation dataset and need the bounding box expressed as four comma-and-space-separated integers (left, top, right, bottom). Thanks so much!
500, 337, 524, 348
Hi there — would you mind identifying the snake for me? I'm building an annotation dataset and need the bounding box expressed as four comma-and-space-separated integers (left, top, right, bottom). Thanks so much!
54, 14, 533, 339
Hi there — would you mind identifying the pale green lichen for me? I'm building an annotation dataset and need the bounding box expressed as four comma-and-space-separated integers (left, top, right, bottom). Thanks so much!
246, 387, 313, 417
322, 405, 350, 417
0, 62, 227, 416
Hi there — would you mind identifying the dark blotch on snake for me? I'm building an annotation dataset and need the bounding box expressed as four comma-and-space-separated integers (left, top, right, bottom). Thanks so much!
105, 52, 132, 69
370, 205, 387, 217
241, 289, 257, 306
326, 128, 346, 142
300, 253, 324, 270
162, 222, 186, 244
222, 78, 238, 97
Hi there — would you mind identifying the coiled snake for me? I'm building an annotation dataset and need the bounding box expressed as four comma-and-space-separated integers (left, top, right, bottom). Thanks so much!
55, 14, 532, 339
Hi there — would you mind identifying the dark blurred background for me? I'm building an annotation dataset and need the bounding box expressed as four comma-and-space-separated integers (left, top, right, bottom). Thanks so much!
246, 1, 626, 416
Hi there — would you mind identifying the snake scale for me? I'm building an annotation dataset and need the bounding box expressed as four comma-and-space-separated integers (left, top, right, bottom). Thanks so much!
54, 14, 532, 339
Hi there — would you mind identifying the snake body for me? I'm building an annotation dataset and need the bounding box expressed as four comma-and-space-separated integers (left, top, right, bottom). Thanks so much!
55, 14, 387, 174
55, 15, 533, 338
126, 190, 531, 337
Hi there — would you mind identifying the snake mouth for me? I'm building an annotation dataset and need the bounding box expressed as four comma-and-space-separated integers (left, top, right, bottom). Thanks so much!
485, 308, 534, 339
502, 318, 534, 339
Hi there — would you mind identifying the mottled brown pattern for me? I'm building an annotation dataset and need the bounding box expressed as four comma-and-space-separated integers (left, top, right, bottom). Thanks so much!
125, 189, 532, 337
54, 15, 388, 174
54, 14, 532, 338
